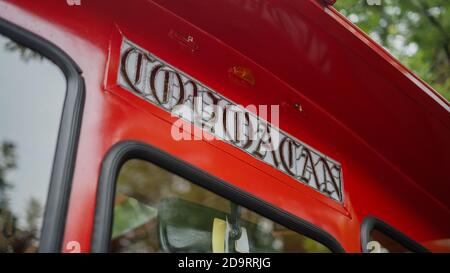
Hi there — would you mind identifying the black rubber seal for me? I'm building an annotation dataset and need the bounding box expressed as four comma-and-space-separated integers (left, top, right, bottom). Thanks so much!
0, 17, 85, 252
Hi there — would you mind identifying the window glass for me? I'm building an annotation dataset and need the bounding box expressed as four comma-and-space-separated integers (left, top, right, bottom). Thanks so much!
110, 159, 332, 253
367, 229, 410, 253
0, 33, 66, 252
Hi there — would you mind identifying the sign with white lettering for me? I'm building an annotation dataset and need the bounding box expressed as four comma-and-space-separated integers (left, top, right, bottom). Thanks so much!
117, 38, 343, 202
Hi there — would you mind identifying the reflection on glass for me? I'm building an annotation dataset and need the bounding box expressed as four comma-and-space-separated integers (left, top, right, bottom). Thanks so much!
0, 34, 66, 252
110, 159, 332, 253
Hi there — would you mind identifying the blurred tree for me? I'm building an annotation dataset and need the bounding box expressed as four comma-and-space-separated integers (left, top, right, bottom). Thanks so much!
0, 141, 16, 252
4, 40, 43, 63
0, 141, 16, 209
0, 142, 43, 252
335, 0, 450, 101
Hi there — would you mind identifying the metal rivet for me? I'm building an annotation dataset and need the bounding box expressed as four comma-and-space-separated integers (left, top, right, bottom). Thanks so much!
294, 103, 303, 112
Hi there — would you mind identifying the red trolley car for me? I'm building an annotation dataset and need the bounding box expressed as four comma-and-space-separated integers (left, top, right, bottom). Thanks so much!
0, 0, 449, 253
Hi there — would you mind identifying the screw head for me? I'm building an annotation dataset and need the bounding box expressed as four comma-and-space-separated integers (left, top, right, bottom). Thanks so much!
294, 103, 303, 112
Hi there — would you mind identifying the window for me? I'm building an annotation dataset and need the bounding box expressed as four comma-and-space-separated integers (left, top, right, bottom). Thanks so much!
367, 229, 410, 253
0, 18, 84, 253
0, 33, 66, 252
109, 159, 332, 253
362, 217, 428, 253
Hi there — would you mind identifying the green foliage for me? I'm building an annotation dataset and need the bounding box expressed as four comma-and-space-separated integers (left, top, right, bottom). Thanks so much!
335, 0, 450, 101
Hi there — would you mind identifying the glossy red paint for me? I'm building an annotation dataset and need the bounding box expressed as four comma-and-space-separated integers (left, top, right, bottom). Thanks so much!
0, 0, 449, 252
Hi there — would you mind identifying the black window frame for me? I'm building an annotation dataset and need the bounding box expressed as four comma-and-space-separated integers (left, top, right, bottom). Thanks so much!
91, 140, 345, 253
361, 216, 429, 253
0, 18, 85, 252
